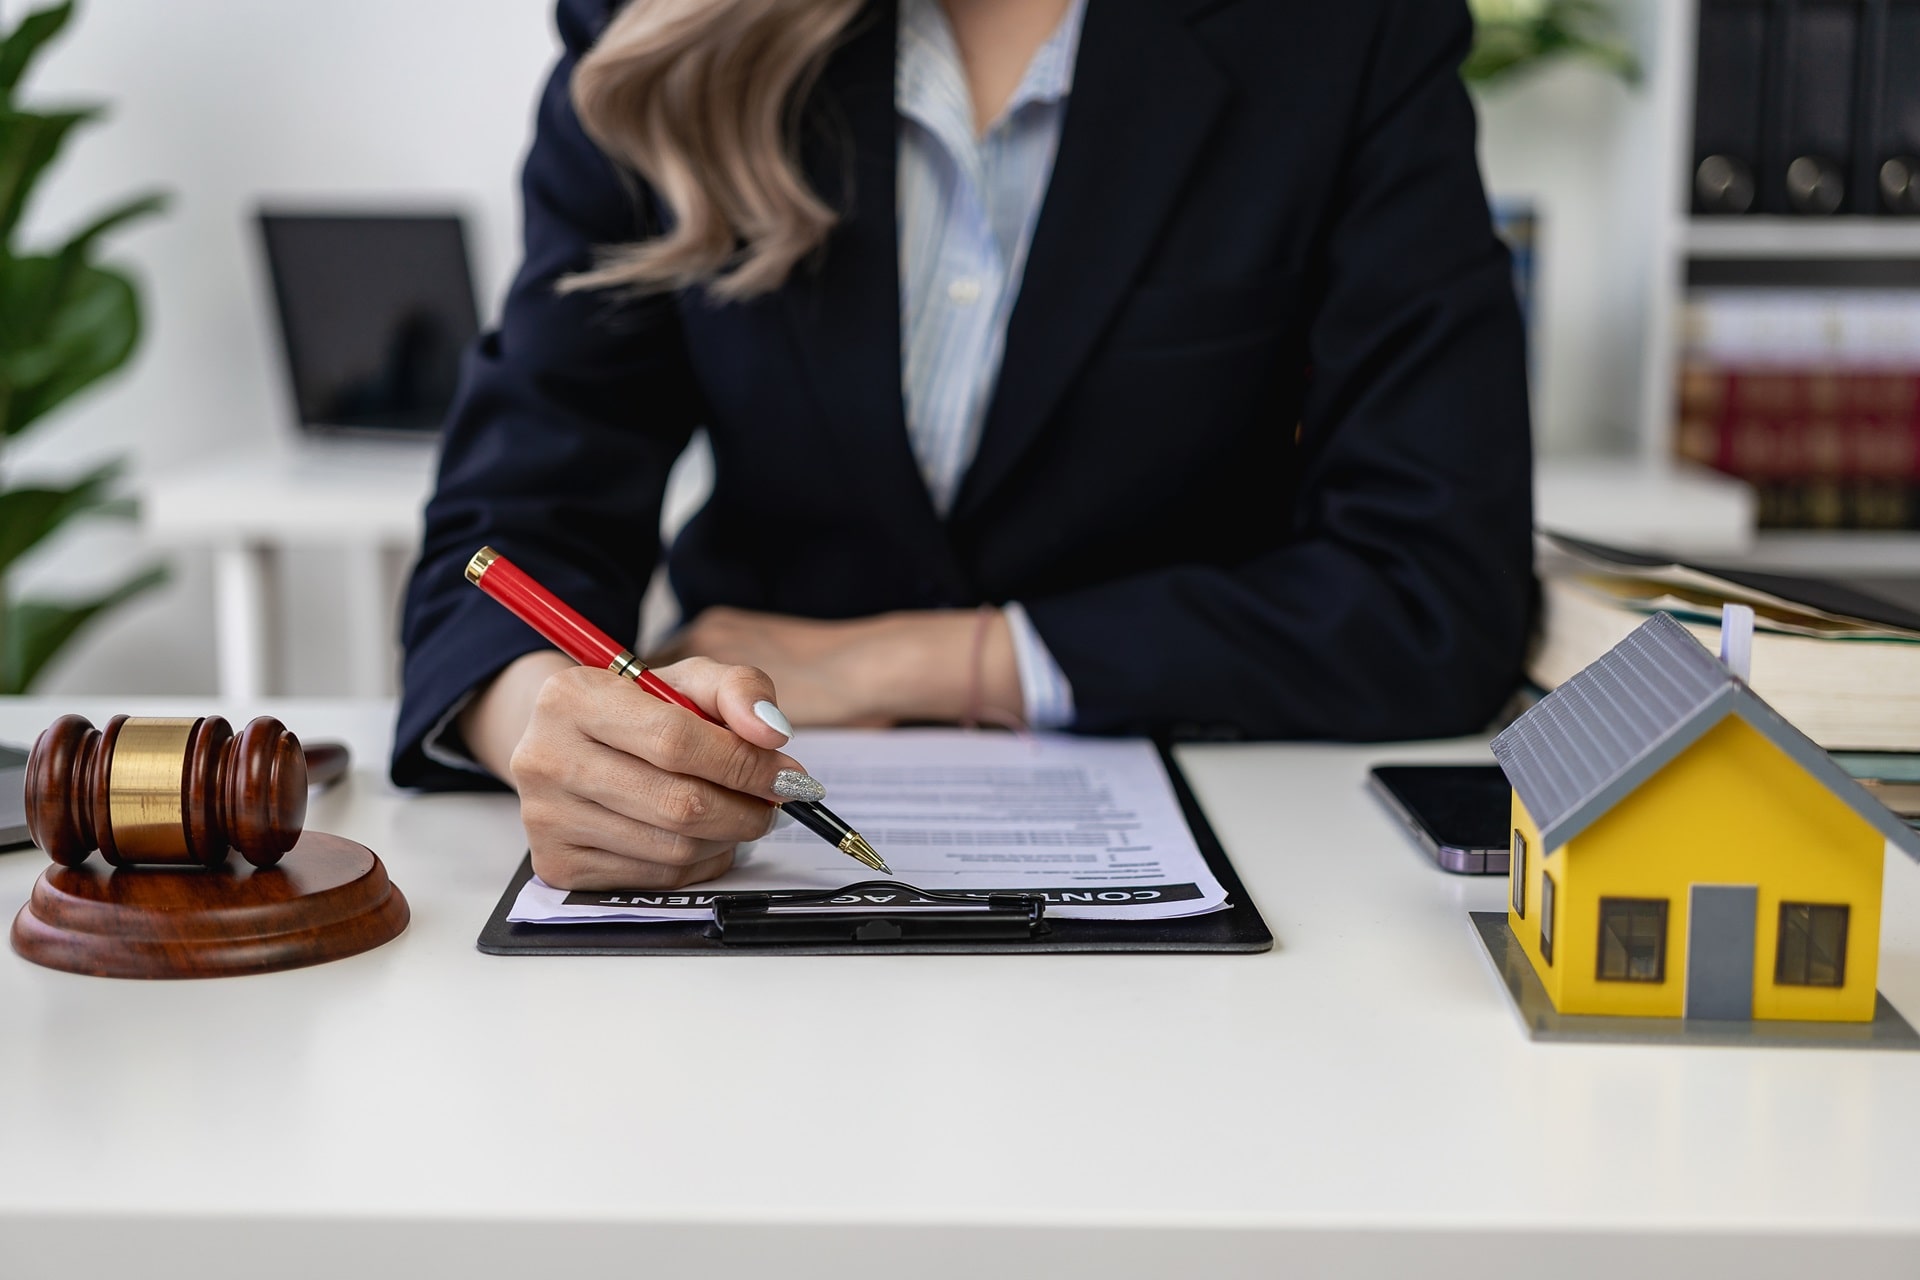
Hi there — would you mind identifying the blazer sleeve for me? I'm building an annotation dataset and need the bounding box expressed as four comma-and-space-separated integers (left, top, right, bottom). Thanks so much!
391, 0, 703, 789
1022, 0, 1534, 741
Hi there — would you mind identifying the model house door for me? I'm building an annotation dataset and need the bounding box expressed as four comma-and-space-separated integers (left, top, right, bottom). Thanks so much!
1686, 884, 1758, 1020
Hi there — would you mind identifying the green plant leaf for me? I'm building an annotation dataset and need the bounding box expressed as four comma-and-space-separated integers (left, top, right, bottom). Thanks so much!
1462, 25, 1543, 83
0, 3, 75, 103
33, 189, 168, 313
56, 190, 168, 263
1564, 36, 1642, 85
0, 248, 60, 350
1463, 2, 1641, 88
0, 260, 140, 439
1, 561, 167, 694
0, 459, 125, 575
0, 2, 167, 693
0, 106, 100, 248
0, 191, 161, 359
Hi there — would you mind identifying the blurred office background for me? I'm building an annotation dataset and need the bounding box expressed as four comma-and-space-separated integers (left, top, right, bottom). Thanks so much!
11, 0, 555, 698
10, 0, 1917, 699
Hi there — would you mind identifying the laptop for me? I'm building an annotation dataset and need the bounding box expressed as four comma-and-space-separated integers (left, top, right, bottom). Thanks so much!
257, 211, 481, 437
1, 743, 31, 850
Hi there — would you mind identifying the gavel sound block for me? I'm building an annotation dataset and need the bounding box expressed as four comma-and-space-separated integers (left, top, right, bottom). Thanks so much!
11, 714, 409, 979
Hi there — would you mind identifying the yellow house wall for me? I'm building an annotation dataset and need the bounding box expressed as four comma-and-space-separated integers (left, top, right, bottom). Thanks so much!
1505, 794, 1567, 1010
1544, 716, 1884, 1021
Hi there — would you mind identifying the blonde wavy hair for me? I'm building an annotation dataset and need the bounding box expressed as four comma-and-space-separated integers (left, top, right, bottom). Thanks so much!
562, 0, 866, 301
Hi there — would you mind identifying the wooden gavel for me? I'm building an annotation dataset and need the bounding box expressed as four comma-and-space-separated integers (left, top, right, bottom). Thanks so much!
25, 714, 312, 869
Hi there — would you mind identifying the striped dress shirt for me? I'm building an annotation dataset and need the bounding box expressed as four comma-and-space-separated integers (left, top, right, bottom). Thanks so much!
896, 0, 1086, 729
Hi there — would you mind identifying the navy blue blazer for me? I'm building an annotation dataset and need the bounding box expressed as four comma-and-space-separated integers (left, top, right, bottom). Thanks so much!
392, 0, 1534, 788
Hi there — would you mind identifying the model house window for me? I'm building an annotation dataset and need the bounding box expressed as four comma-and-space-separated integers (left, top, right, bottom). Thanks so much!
1776, 903, 1849, 988
1510, 830, 1527, 918
1596, 898, 1667, 982
1540, 871, 1556, 965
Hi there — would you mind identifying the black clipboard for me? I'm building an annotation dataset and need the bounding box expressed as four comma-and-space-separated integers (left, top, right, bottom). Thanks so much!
476, 743, 1273, 956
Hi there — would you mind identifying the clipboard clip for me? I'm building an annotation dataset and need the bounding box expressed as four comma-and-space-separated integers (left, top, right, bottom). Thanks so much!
709, 880, 1047, 946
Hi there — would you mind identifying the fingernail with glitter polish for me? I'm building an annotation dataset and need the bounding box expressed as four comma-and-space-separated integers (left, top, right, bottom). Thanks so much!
771, 770, 826, 803
753, 699, 793, 742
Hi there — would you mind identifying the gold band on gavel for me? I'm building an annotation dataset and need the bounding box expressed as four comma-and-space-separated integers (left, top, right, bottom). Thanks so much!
106, 718, 198, 863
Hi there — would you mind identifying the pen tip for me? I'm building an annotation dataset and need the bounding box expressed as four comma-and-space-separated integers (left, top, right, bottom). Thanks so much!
842, 833, 892, 877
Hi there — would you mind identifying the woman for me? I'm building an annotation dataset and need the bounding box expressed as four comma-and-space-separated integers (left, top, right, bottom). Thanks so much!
394, 0, 1534, 891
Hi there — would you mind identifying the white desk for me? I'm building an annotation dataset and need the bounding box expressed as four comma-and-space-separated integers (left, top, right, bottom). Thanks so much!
141, 443, 438, 700
1, 698, 1916, 1278
140, 446, 1753, 702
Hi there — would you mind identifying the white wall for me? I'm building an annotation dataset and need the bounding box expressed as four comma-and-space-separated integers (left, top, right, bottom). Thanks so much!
1475, 62, 1656, 457
11, 0, 557, 696
1473, 0, 1678, 463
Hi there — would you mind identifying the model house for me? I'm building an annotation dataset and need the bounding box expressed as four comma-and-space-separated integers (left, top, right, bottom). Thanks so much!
1491, 612, 1920, 1023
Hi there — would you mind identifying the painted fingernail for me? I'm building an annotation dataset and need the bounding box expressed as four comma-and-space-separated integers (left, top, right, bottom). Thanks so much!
771, 770, 826, 803
753, 699, 794, 742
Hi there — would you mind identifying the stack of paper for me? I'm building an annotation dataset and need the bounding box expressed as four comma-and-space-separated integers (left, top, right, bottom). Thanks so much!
509, 730, 1230, 925
1535, 533, 1920, 751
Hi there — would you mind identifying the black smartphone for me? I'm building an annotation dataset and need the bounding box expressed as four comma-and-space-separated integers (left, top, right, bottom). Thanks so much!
1366, 763, 1513, 875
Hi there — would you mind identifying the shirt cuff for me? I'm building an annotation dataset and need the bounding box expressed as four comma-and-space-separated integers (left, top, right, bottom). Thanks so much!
1003, 601, 1076, 730
419, 689, 493, 778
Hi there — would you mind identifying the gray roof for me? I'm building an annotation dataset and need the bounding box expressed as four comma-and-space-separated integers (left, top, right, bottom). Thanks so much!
1492, 611, 1920, 860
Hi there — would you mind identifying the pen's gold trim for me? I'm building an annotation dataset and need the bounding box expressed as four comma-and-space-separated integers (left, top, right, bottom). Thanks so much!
839, 831, 891, 875
465, 546, 500, 585
608, 650, 646, 680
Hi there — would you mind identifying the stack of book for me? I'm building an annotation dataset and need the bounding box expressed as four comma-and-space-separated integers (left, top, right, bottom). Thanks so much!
1534, 534, 1920, 754
1675, 289, 1920, 529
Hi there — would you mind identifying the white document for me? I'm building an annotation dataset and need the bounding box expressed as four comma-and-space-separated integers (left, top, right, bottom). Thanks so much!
507, 729, 1229, 924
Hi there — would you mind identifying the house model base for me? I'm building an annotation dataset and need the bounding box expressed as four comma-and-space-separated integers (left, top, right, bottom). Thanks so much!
1471, 913, 1919, 1050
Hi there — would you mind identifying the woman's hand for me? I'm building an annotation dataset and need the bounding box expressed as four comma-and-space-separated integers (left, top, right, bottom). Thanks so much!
460, 652, 808, 891
649, 606, 1023, 727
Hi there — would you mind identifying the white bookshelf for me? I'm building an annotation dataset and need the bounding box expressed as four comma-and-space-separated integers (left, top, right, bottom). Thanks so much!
1743, 529, 1920, 572
1535, 456, 1754, 553
1682, 216, 1920, 258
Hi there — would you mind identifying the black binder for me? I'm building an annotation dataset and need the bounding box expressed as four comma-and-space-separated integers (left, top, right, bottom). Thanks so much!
1765, 0, 1864, 214
1692, 0, 1772, 214
1858, 0, 1920, 211
477, 744, 1274, 956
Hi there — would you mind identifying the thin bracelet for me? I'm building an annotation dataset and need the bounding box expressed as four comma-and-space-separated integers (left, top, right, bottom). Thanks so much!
962, 604, 993, 730
964, 604, 1027, 733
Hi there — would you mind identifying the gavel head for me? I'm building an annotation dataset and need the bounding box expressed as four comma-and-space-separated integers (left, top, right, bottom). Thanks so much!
25, 715, 307, 870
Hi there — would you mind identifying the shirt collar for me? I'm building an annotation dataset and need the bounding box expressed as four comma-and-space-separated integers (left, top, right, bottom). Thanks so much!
1010, 0, 1087, 113
897, 0, 1088, 136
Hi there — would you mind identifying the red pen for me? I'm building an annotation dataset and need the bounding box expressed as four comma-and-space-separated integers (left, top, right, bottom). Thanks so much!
464, 546, 889, 875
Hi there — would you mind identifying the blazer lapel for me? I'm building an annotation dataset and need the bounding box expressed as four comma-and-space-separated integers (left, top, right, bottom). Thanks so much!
952, 0, 1229, 521
781, 2, 967, 594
